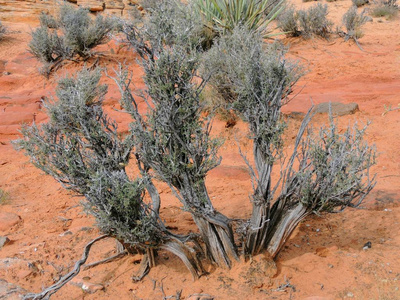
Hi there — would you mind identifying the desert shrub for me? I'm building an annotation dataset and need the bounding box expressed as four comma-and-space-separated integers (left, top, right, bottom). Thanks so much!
16, 0, 377, 291
194, 0, 284, 44
278, 3, 332, 38
15, 69, 164, 248
204, 26, 376, 256
0, 21, 6, 40
370, 1, 398, 18
277, 5, 300, 36
29, 4, 115, 75
352, 0, 369, 7
342, 6, 369, 40
297, 3, 333, 38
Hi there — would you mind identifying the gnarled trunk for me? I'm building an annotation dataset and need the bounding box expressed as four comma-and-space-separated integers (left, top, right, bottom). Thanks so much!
193, 212, 238, 268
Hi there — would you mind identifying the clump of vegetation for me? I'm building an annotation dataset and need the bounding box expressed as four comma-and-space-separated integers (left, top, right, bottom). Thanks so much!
370, 0, 398, 19
194, 0, 284, 46
277, 3, 333, 38
352, 0, 369, 7
0, 21, 6, 40
29, 4, 116, 76
297, 3, 333, 38
342, 6, 369, 40
277, 5, 300, 36
17, 0, 377, 295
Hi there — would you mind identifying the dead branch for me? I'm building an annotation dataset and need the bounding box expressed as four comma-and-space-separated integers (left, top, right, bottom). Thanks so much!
23, 234, 109, 300
82, 250, 128, 271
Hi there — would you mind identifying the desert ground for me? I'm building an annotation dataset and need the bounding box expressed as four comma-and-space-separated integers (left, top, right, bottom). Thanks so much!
0, 0, 400, 299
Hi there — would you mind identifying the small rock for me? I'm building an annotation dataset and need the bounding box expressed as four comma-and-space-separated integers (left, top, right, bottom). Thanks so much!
3, 71, 10, 76
347, 292, 354, 298
82, 282, 105, 294
363, 241, 372, 250
59, 230, 73, 237
0, 236, 10, 249
0, 212, 22, 232
313, 102, 359, 116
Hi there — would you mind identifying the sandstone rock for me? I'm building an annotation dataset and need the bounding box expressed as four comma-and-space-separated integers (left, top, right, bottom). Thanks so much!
0, 279, 27, 300
313, 102, 359, 116
0, 236, 10, 249
105, 0, 124, 9
0, 212, 21, 232
78, 0, 105, 12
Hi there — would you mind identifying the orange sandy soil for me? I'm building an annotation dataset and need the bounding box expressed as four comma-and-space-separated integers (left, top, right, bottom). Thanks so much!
1, 1, 400, 299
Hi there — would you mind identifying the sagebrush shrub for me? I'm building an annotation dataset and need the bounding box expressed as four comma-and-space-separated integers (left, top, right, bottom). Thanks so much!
16, 0, 377, 286
297, 3, 333, 38
15, 69, 164, 248
370, 1, 398, 19
342, 6, 369, 40
29, 4, 116, 75
277, 5, 300, 36
278, 3, 332, 38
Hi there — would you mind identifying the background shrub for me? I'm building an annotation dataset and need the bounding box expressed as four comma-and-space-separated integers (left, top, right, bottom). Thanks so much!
297, 3, 333, 38
277, 5, 300, 36
342, 6, 369, 40
29, 4, 116, 75
278, 3, 332, 38
370, 1, 398, 19
352, 0, 369, 7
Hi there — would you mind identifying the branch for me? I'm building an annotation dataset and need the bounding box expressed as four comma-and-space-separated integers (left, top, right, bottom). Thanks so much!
23, 234, 109, 300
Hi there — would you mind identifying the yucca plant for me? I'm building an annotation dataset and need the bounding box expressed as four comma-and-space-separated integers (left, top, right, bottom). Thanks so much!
194, 0, 284, 44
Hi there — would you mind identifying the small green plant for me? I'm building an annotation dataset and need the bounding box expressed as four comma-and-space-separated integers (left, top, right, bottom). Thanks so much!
0, 189, 9, 204
29, 4, 116, 76
370, 1, 398, 19
0, 21, 6, 40
342, 6, 369, 40
352, 0, 369, 7
297, 3, 333, 38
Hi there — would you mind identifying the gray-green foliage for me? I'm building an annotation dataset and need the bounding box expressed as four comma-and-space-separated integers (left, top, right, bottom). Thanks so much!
370, 0, 398, 19
204, 27, 375, 256
342, 6, 369, 40
277, 5, 300, 37
277, 3, 333, 38
15, 69, 162, 247
29, 4, 115, 74
352, 0, 369, 7
297, 3, 333, 38
16, 0, 377, 281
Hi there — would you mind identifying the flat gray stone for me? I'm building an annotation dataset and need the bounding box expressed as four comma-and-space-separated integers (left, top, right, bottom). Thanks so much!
313, 102, 359, 116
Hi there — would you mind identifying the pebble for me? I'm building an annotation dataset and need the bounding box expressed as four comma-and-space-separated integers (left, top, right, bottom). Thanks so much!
0, 236, 10, 249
